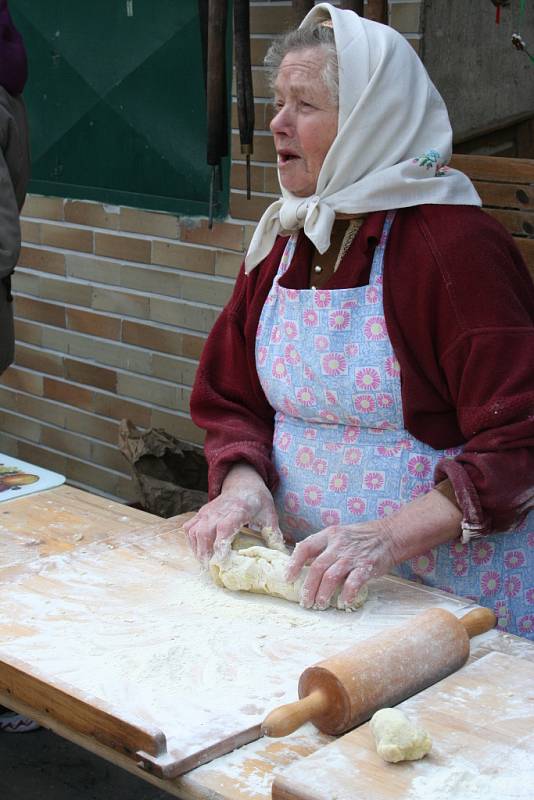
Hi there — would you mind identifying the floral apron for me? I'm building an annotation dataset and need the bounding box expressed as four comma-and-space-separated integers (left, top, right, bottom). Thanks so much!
256, 212, 534, 639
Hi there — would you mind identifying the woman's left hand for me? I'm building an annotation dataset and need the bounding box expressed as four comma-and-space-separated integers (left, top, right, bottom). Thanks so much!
285, 520, 396, 609
285, 486, 464, 609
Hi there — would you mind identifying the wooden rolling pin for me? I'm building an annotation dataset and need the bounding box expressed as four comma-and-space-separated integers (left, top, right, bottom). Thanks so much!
262, 606, 496, 737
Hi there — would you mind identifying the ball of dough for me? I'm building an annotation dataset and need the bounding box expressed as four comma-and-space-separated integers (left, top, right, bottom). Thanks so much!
209, 545, 368, 611
370, 708, 431, 763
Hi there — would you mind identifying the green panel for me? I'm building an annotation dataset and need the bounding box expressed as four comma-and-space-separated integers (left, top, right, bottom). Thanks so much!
11, 1, 230, 217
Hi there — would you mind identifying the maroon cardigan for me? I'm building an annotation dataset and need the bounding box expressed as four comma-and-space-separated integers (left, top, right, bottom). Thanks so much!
190, 205, 534, 536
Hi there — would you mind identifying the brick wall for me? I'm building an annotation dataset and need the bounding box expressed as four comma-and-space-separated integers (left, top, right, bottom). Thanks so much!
1, 1, 423, 503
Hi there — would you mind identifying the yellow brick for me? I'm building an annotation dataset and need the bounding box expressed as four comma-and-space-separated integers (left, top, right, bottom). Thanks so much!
20, 219, 42, 244
91, 286, 150, 319
17, 441, 67, 475
250, 36, 271, 66
215, 250, 243, 278
64, 408, 119, 445
41, 425, 92, 460
11, 270, 40, 295
18, 245, 66, 275
64, 200, 120, 230
120, 264, 182, 298
0, 366, 44, 395
230, 191, 274, 222
15, 295, 66, 328
66, 308, 121, 341
390, 3, 422, 34
16, 393, 68, 428
0, 386, 17, 411
120, 207, 179, 238
182, 333, 206, 360
152, 240, 215, 274
65, 458, 122, 497
66, 253, 122, 285
121, 320, 183, 357
151, 353, 198, 386
22, 195, 64, 221
90, 441, 128, 474
15, 343, 64, 377
1, 410, 41, 442
180, 275, 234, 306
38, 275, 93, 307
41, 223, 94, 253
115, 475, 139, 504
150, 409, 205, 446
231, 98, 271, 131
116, 373, 181, 410
231, 163, 267, 194
95, 232, 151, 263
180, 219, 244, 252
149, 297, 220, 332
232, 131, 276, 163
250, 4, 294, 35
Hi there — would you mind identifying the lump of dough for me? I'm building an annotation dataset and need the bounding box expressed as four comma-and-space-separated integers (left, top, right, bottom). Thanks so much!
370, 708, 431, 763
209, 545, 367, 611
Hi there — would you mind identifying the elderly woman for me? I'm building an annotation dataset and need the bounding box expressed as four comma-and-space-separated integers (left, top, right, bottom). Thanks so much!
185, 4, 534, 638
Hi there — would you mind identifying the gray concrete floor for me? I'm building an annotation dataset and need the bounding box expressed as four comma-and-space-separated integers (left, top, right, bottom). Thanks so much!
0, 727, 171, 799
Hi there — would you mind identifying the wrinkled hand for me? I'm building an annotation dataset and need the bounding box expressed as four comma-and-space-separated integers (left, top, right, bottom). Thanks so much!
286, 521, 396, 610
182, 463, 284, 565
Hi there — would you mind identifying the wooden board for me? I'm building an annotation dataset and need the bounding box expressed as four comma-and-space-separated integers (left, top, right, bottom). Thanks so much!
272, 651, 534, 800
0, 484, 155, 573
0, 513, 475, 779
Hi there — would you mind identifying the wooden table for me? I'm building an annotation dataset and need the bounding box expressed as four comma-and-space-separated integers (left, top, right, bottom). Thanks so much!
1, 485, 533, 800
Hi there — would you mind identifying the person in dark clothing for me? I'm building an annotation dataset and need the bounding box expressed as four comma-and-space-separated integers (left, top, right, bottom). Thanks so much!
0, 0, 36, 734
0, 0, 30, 376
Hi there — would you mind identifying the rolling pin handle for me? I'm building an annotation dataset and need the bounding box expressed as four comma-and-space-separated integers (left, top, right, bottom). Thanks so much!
459, 607, 497, 638
261, 690, 328, 738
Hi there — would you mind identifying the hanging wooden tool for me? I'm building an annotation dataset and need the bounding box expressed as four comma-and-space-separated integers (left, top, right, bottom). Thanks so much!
234, 0, 254, 199
365, 0, 388, 24
341, 1, 364, 13
197, 0, 209, 88
292, 0, 314, 25
205, 0, 229, 228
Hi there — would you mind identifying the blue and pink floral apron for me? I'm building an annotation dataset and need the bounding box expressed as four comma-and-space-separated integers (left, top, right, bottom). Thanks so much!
256, 212, 534, 638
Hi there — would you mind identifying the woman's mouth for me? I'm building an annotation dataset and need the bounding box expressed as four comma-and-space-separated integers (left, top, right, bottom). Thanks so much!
277, 150, 300, 166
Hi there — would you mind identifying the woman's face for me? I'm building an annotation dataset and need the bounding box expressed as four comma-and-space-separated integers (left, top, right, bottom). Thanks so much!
270, 47, 338, 197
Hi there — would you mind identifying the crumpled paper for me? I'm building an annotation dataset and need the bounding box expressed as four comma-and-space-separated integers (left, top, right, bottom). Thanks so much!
118, 419, 208, 517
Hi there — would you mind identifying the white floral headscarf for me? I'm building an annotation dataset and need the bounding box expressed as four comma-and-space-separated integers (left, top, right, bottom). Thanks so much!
245, 3, 481, 272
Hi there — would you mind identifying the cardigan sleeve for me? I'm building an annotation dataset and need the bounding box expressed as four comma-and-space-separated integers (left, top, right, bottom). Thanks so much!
190, 245, 286, 498
385, 205, 534, 538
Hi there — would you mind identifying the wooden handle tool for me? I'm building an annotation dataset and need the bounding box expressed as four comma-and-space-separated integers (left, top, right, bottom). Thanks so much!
262, 606, 496, 737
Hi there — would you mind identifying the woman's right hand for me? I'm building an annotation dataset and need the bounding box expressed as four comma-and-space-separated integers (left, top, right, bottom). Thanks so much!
182, 462, 284, 565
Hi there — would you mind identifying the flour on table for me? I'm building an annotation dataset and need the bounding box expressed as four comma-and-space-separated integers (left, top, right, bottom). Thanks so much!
209, 545, 368, 611
370, 708, 431, 763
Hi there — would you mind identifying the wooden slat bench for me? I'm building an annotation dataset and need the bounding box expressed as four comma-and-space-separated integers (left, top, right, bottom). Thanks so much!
451, 154, 534, 280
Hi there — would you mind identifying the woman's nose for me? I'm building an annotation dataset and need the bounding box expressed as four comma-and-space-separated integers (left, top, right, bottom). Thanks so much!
270, 106, 293, 136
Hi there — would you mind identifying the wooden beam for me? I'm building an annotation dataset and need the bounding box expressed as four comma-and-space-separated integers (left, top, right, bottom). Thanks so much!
341, 1, 365, 14
292, 0, 314, 25
365, 0, 388, 24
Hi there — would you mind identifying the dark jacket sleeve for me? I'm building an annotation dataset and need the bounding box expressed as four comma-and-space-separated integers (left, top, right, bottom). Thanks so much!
0, 87, 30, 374
385, 205, 534, 537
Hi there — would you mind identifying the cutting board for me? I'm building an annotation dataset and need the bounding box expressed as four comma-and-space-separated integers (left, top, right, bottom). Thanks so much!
0, 453, 65, 502
272, 651, 534, 800
0, 514, 475, 778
